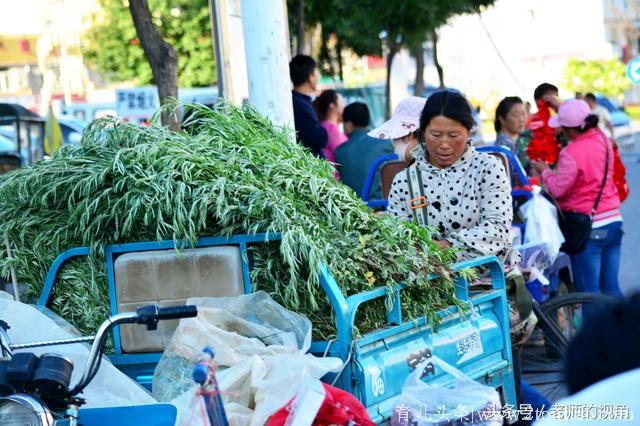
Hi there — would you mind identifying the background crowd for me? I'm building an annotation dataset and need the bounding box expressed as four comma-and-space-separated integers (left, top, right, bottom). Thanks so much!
289, 53, 634, 418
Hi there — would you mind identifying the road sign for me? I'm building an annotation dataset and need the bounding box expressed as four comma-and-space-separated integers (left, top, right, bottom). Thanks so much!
626, 57, 640, 84
115, 87, 159, 122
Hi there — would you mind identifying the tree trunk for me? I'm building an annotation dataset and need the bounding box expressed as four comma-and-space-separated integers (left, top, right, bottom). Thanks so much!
385, 44, 399, 119
431, 29, 444, 88
129, 0, 179, 130
208, 0, 223, 90
336, 37, 344, 82
318, 29, 333, 76
413, 44, 425, 96
296, 0, 305, 55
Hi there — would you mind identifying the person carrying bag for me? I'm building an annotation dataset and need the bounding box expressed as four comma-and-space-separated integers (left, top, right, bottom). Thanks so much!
557, 132, 609, 255
532, 100, 623, 298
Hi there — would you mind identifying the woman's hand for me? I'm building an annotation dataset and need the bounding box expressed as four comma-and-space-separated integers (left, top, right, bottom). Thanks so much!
542, 94, 561, 109
404, 140, 418, 162
531, 160, 549, 175
434, 240, 451, 250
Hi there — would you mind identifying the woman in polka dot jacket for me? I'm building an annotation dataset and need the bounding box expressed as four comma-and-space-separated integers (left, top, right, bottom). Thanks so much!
388, 90, 519, 267
387, 92, 546, 407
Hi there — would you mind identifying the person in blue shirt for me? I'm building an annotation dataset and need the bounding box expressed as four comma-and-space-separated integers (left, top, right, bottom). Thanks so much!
289, 55, 328, 157
335, 102, 394, 200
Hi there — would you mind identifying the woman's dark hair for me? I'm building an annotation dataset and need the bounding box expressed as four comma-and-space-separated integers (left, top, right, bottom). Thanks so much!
494, 96, 523, 132
419, 90, 475, 135
313, 90, 339, 121
564, 114, 599, 134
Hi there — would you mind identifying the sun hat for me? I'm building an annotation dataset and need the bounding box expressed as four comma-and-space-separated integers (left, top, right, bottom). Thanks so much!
368, 96, 426, 140
548, 99, 591, 128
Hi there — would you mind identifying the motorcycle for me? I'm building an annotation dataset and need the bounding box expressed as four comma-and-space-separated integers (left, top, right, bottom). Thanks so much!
0, 304, 197, 426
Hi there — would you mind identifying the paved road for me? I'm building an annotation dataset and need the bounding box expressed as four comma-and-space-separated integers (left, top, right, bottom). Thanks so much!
620, 154, 640, 295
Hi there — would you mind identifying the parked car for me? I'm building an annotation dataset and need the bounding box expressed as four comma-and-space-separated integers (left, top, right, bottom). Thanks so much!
0, 131, 15, 152
0, 103, 45, 166
57, 115, 87, 145
0, 127, 37, 164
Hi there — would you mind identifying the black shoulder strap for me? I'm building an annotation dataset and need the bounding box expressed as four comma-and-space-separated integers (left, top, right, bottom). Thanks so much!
592, 134, 610, 216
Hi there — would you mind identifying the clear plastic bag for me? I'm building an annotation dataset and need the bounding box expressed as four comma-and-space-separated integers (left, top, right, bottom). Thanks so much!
152, 291, 342, 426
153, 291, 313, 402
517, 241, 555, 285
392, 356, 502, 426
518, 186, 564, 273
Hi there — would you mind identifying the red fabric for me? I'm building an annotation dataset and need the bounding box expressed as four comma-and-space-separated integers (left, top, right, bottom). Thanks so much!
613, 145, 629, 202
266, 383, 375, 426
527, 99, 560, 164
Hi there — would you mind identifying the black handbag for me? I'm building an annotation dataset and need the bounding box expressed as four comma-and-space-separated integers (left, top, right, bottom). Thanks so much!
558, 135, 610, 255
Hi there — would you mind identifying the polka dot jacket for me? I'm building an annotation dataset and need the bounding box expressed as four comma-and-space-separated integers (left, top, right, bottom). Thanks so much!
388, 144, 520, 266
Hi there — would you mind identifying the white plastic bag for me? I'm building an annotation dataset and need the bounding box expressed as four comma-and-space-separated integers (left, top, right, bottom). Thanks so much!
518, 186, 564, 274
151, 291, 342, 426
153, 291, 313, 402
392, 356, 502, 426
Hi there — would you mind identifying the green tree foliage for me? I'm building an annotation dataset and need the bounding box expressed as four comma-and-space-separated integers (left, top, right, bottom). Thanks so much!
84, 0, 215, 87
290, 0, 495, 115
562, 58, 631, 99
292, 0, 495, 74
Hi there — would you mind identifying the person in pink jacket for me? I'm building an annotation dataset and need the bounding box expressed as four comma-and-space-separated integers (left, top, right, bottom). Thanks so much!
532, 100, 623, 298
314, 90, 347, 178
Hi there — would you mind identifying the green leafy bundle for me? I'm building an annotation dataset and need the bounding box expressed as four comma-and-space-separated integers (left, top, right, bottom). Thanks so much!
0, 103, 462, 338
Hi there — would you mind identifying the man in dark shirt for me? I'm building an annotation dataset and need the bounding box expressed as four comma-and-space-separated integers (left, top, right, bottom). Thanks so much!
335, 102, 394, 200
289, 55, 328, 157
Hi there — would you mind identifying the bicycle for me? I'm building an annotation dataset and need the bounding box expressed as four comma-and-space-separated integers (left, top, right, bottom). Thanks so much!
516, 287, 618, 404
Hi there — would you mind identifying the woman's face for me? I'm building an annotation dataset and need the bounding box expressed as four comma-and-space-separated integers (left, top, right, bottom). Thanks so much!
500, 103, 527, 135
423, 115, 470, 168
332, 95, 345, 122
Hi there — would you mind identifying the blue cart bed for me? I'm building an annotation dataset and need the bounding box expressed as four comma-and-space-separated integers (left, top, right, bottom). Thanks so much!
38, 233, 517, 424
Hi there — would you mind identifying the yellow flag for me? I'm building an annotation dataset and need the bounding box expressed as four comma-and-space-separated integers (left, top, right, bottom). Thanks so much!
44, 107, 63, 156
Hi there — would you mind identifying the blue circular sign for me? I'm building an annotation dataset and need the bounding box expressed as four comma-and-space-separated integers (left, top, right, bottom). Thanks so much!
626, 57, 640, 84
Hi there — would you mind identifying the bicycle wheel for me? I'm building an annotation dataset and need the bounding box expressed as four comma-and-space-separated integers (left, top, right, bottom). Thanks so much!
518, 292, 617, 403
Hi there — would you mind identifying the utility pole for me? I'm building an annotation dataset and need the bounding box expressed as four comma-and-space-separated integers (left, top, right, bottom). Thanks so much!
209, 0, 248, 105
240, 0, 294, 130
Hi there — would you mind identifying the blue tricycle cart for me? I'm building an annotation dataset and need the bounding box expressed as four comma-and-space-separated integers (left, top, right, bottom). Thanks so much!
32, 232, 518, 425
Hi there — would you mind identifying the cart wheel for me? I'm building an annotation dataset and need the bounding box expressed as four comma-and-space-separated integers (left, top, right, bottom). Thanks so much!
543, 280, 569, 359
518, 292, 617, 403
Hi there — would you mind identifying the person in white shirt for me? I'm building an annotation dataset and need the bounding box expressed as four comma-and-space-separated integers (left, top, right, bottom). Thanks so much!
584, 93, 615, 143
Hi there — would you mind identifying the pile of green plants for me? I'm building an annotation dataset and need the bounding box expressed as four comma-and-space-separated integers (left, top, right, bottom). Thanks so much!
0, 103, 465, 339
